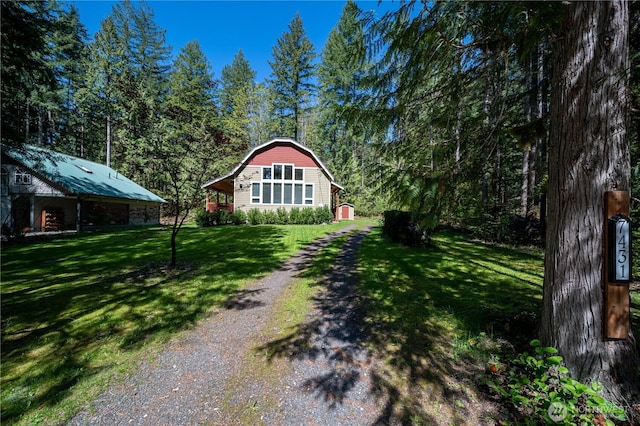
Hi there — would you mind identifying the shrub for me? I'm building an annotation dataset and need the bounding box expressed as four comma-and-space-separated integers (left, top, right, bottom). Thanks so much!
289, 207, 302, 224
214, 209, 230, 226
275, 207, 289, 225
487, 340, 626, 425
262, 209, 277, 224
314, 206, 334, 224
195, 209, 215, 227
230, 210, 247, 225
300, 207, 315, 224
383, 210, 432, 247
247, 208, 263, 225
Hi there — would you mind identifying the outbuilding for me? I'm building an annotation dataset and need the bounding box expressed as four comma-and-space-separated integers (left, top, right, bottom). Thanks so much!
338, 203, 355, 221
1, 144, 166, 234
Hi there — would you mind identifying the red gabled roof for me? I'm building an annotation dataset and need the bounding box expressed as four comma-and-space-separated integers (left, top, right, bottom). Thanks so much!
202, 138, 343, 192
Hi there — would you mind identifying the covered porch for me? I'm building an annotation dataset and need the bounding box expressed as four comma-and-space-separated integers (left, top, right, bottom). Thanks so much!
205, 177, 234, 213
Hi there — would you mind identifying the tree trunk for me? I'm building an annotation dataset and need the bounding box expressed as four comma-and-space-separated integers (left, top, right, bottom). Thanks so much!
541, 0, 639, 407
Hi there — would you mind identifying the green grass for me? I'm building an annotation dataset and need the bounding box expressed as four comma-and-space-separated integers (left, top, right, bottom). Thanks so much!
3, 220, 637, 424
0, 222, 347, 425
357, 228, 545, 423
358, 228, 544, 344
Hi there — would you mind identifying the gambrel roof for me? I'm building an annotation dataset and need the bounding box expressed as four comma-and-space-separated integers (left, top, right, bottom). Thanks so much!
202, 138, 343, 193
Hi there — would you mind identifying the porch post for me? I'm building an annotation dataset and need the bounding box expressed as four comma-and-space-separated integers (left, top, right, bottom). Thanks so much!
76, 196, 82, 231
29, 194, 35, 232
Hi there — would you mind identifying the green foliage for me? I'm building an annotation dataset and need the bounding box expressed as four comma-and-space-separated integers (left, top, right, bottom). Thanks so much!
230, 210, 247, 225
247, 208, 263, 225
299, 207, 315, 224
289, 207, 302, 224
195, 209, 232, 227
487, 340, 627, 425
267, 13, 316, 139
383, 210, 433, 247
195, 209, 215, 227
261, 209, 277, 225
275, 207, 289, 225
314, 206, 334, 224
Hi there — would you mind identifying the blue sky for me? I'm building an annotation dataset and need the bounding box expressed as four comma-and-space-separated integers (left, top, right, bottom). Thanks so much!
70, 1, 397, 83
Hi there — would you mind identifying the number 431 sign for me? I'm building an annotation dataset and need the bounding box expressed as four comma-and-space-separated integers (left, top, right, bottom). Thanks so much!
608, 214, 632, 283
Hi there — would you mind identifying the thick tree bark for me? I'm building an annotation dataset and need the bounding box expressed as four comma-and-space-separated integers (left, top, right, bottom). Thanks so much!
541, 0, 639, 407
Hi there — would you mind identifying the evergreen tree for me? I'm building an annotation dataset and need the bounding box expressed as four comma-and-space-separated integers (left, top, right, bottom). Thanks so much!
1, 1, 56, 146
79, 16, 125, 164
317, 0, 373, 212
220, 50, 256, 146
541, 0, 639, 405
267, 13, 316, 141
107, 0, 171, 187
46, 4, 89, 155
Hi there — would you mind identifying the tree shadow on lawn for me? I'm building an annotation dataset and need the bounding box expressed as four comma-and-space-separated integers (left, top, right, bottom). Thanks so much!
258, 228, 543, 425
0, 225, 288, 423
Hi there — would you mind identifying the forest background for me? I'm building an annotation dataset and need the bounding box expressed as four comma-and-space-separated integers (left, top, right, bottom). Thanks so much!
2, 0, 639, 242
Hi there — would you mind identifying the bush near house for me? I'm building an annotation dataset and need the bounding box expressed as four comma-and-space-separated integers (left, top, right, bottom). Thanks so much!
225, 206, 335, 227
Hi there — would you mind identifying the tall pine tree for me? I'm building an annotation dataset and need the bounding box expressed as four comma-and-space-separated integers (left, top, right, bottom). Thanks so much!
267, 13, 316, 141
219, 50, 256, 146
317, 0, 372, 210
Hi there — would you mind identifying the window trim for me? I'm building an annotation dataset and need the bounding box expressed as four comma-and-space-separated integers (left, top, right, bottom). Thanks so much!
14, 168, 32, 185
250, 164, 312, 206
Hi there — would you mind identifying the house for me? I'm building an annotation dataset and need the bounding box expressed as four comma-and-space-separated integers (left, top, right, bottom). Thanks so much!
202, 138, 343, 219
1, 144, 166, 234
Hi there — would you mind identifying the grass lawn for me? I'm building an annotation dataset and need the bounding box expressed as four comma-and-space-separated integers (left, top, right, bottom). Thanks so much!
1, 221, 349, 425
2, 221, 638, 424
358, 228, 544, 424
356, 228, 639, 424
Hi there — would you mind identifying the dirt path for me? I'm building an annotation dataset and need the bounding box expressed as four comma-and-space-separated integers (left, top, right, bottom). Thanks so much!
70, 225, 382, 425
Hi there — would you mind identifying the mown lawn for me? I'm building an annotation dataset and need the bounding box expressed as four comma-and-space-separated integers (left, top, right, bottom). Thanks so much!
2, 222, 638, 425
357, 228, 545, 423
356, 228, 639, 424
0, 222, 348, 425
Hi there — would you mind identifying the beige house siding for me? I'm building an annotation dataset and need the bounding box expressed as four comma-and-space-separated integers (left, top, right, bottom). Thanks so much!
233, 166, 332, 213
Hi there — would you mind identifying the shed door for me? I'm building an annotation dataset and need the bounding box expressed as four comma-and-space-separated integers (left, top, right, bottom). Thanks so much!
341, 205, 350, 220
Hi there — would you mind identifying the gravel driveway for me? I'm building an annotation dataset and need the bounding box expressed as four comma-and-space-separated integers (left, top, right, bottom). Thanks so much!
70, 224, 385, 425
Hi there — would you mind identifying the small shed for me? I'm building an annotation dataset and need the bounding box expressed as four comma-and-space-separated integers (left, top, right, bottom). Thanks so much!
338, 203, 355, 221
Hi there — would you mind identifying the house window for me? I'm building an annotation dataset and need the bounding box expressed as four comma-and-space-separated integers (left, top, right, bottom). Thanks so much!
273, 183, 282, 204
251, 183, 260, 203
294, 183, 303, 205
251, 164, 309, 205
15, 169, 31, 185
283, 183, 292, 204
305, 184, 313, 205
262, 182, 271, 204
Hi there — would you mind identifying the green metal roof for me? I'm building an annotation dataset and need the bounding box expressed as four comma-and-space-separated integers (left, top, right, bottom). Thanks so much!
2, 144, 166, 204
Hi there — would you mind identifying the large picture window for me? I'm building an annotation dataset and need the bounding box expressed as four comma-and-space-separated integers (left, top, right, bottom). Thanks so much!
251, 164, 313, 206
